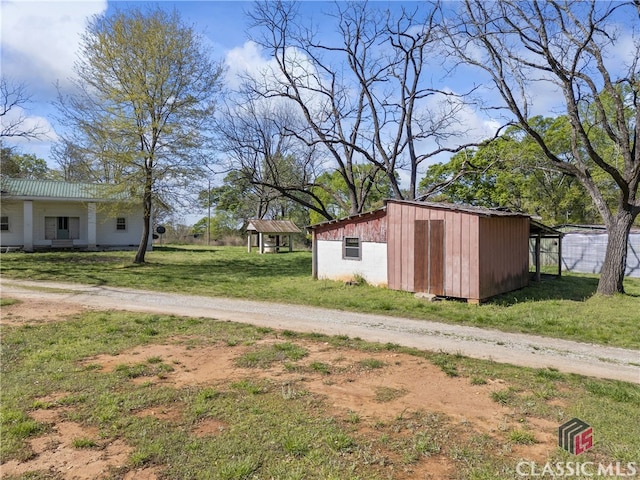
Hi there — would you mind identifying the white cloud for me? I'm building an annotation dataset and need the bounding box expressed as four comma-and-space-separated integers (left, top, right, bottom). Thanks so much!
224, 41, 266, 90
1, 0, 107, 92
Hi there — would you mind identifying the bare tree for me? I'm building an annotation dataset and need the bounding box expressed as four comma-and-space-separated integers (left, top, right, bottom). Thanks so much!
247, 1, 476, 211
448, 0, 640, 295
0, 78, 47, 140
217, 94, 335, 220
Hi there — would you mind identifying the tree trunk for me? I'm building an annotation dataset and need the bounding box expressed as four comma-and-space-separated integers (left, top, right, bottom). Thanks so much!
134, 172, 152, 264
597, 210, 635, 295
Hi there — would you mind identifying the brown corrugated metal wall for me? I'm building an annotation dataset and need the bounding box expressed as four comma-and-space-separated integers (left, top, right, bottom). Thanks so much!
478, 217, 530, 299
387, 202, 528, 300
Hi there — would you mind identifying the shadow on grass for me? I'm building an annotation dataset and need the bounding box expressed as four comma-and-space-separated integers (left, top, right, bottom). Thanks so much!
153, 246, 219, 253
489, 275, 599, 306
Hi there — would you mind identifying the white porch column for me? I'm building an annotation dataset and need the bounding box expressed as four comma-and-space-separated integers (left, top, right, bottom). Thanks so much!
87, 202, 97, 250
23, 200, 33, 252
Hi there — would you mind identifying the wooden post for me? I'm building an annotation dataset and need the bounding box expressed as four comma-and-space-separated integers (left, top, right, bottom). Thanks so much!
535, 234, 541, 282
259, 232, 264, 254
247, 232, 252, 253
312, 230, 318, 279
288, 234, 293, 252
557, 235, 562, 278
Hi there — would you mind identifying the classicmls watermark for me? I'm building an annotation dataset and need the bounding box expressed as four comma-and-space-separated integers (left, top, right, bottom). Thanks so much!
516, 462, 638, 477
516, 418, 638, 477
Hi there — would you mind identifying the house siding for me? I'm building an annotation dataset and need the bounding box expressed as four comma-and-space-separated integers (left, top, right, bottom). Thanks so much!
0, 198, 149, 250
0, 201, 24, 247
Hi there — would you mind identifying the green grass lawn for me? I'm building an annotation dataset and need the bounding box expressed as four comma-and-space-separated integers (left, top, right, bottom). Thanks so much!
1, 245, 639, 349
2, 310, 639, 479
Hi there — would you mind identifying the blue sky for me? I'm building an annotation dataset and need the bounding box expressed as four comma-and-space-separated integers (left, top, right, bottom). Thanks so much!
1, 1, 498, 165
2, 1, 637, 184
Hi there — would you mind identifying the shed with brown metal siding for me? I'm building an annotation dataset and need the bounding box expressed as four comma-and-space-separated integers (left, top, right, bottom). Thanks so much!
385, 200, 530, 302
309, 199, 534, 302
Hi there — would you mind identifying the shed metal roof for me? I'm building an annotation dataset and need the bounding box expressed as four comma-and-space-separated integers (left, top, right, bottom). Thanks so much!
246, 219, 301, 233
387, 199, 530, 218
308, 199, 531, 231
0, 178, 127, 201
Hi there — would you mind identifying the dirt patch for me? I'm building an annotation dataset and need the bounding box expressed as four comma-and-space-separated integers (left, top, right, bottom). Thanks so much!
4, 299, 559, 479
1, 300, 88, 325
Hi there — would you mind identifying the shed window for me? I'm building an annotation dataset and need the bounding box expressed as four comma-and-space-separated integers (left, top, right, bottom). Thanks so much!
116, 217, 126, 231
343, 237, 361, 260
0, 216, 8, 231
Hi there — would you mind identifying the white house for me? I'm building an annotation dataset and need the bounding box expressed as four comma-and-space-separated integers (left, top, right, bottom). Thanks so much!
0, 178, 151, 252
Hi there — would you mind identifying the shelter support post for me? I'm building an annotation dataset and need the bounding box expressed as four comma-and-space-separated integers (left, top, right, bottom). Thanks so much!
247, 232, 252, 253
259, 232, 264, 254
557, 236, 562, 278
312, 230, 318, 279
288, 234, 292, 252
534, 234, 541, 282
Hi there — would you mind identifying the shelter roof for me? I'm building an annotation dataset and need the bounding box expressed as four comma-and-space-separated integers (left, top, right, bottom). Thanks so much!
530, 219, 563, 238
246, 219, 302, 234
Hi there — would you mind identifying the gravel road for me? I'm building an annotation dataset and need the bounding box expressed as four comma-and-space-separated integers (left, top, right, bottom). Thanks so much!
1, 278, 638, 384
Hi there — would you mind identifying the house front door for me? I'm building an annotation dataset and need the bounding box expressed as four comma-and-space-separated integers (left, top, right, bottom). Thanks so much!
414, 220, 445, 295
57, 217, 70, 239
45, 217, 80, 240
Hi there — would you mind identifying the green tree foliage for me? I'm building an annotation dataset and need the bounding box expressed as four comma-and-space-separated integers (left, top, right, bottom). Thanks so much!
309, 166, 394, 225
420, 118, 603, 225
191, 211, 240, 241
56, 6, 223, 263
199, 167, 310, 232
0, 146, 50, 179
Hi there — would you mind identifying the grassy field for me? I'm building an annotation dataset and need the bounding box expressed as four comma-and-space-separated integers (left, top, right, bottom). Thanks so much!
2, 308, 639, 479
1, 245, 639, 349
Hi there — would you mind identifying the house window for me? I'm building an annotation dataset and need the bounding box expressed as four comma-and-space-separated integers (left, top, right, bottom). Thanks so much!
0, 216, 8, 231
116, 217, 126, 231
343, 237, 361, 260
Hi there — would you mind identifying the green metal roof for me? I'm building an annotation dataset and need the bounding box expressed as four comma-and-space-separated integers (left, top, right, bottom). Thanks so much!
0, 178, 126, 201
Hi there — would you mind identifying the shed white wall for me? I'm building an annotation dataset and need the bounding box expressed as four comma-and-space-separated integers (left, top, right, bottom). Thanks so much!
316, 240, 388, 286
562, 233, 640, 278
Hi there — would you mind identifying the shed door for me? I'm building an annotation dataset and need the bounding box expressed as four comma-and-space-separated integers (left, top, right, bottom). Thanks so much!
414, 220, 444, 295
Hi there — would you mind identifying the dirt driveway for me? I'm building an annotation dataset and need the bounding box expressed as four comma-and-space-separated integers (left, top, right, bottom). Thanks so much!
1, 278, 638, 384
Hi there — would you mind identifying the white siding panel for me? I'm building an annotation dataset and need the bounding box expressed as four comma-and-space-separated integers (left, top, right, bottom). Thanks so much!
96, 210, 148, 247
0, 201, 24, 246
316, 240, 388, 286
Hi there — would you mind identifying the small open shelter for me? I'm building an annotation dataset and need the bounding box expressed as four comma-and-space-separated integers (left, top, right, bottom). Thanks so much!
246, 219, 301, 253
